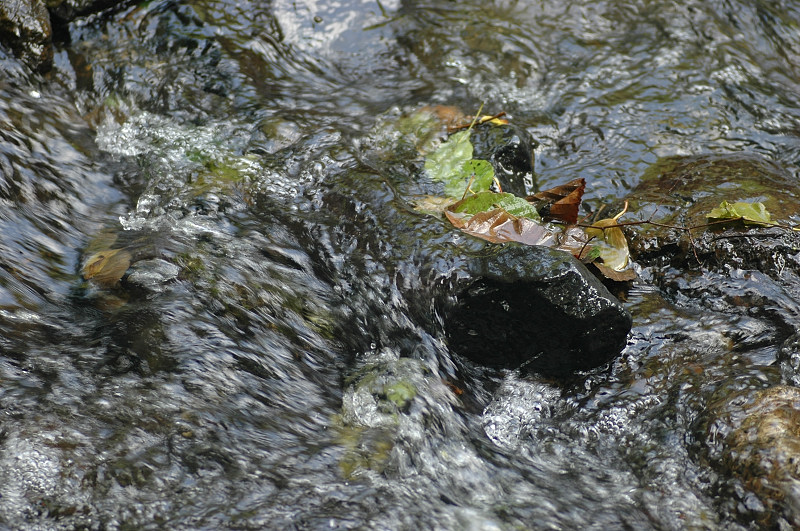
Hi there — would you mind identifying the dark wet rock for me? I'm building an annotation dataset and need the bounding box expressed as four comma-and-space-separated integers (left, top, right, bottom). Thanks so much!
624, 154, 800, 334
314, 114, 629, 376
123, 258, 180, 293
0, 0, 130, 71
0, 0, 53, 71
441, 243, 631, 375
779, 333, 800, 388
703, 385, 800, 528
46, 0, 130, 25
471, 123, 536, 196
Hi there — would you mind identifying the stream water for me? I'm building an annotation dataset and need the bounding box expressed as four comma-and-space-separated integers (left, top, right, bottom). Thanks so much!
2, 0, 800, 529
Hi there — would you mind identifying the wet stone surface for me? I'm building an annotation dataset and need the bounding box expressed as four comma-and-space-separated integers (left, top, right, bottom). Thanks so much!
0, 0, 52, 71
702, 385, 800, 528
445, 243, 631, 375
626, 153, 800, 338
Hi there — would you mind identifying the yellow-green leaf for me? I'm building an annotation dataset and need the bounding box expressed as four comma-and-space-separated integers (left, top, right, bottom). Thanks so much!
411, 195, 457, 217
424, 130, 473, 192
584, 218, 631, 272
708, 201, 772, 226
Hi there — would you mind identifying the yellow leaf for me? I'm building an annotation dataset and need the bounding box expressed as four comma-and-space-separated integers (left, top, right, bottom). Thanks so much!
83, 248, 132, 286
584, 205, 632, 274
479, 115, 509, 126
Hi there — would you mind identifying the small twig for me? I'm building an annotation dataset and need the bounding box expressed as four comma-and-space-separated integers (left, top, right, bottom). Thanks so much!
578, 234, 598, 261
461, 173, 477, 201
686, 226, 700, 263
613, 201, 628, 221
447, 111, 508, 133
572, 213, 799, 265
589, 204, 607, 223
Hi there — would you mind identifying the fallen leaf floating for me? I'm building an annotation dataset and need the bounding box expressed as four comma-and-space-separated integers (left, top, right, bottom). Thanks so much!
707, 200, 772, 226
527, 178, 586, 224
424, 129, 474, 193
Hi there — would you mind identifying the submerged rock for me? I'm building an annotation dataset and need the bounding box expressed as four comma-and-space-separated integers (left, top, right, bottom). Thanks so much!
627, 154, 800, 266
0, 0, 129, 71
320, 186, 631, 377
704, 385, 800, 528
319, 110, 630, 376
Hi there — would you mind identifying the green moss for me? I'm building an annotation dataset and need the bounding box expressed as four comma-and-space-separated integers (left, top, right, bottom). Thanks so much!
333, 421, 395, 479
383, 381, 417, 408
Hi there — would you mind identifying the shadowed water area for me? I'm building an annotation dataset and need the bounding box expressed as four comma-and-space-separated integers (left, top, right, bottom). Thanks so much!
2, 0, 800, 528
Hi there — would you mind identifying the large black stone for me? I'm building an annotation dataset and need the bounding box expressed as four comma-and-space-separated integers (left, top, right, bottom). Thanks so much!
471, 123, 536, 197
440, 243, 631, 375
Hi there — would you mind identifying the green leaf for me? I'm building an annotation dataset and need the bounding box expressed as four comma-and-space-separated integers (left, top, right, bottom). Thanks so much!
443, 159, 495, 198
463, 159, 495, 192
425, 131, 472, 182
448, 191, 541, 220
708, 201, 772, 226
384, 381, 417, 408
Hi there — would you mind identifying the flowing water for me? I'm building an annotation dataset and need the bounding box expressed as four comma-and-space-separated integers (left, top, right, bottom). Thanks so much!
2, 0, 800, 528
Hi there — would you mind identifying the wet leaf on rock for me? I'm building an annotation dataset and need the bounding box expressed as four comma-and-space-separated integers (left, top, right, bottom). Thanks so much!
447, 191, 540, 220
583, 211, 636, 281
445, 208, 558, 246
584, 219, 630, 270
459, 159, 495, 195
707, 200, 772, 226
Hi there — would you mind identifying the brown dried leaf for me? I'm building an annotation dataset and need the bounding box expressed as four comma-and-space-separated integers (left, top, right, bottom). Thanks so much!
527, 178, 586, 224
445, 208, 558, 246
592, 263, 637, 282
421, 105, 467, 129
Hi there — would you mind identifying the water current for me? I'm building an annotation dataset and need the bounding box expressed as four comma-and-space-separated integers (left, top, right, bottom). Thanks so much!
2, 0, 800, 528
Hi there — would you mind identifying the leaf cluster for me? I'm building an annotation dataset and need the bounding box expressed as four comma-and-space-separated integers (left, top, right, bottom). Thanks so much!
421, 121, 634, 280
419, 108, 798, 278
